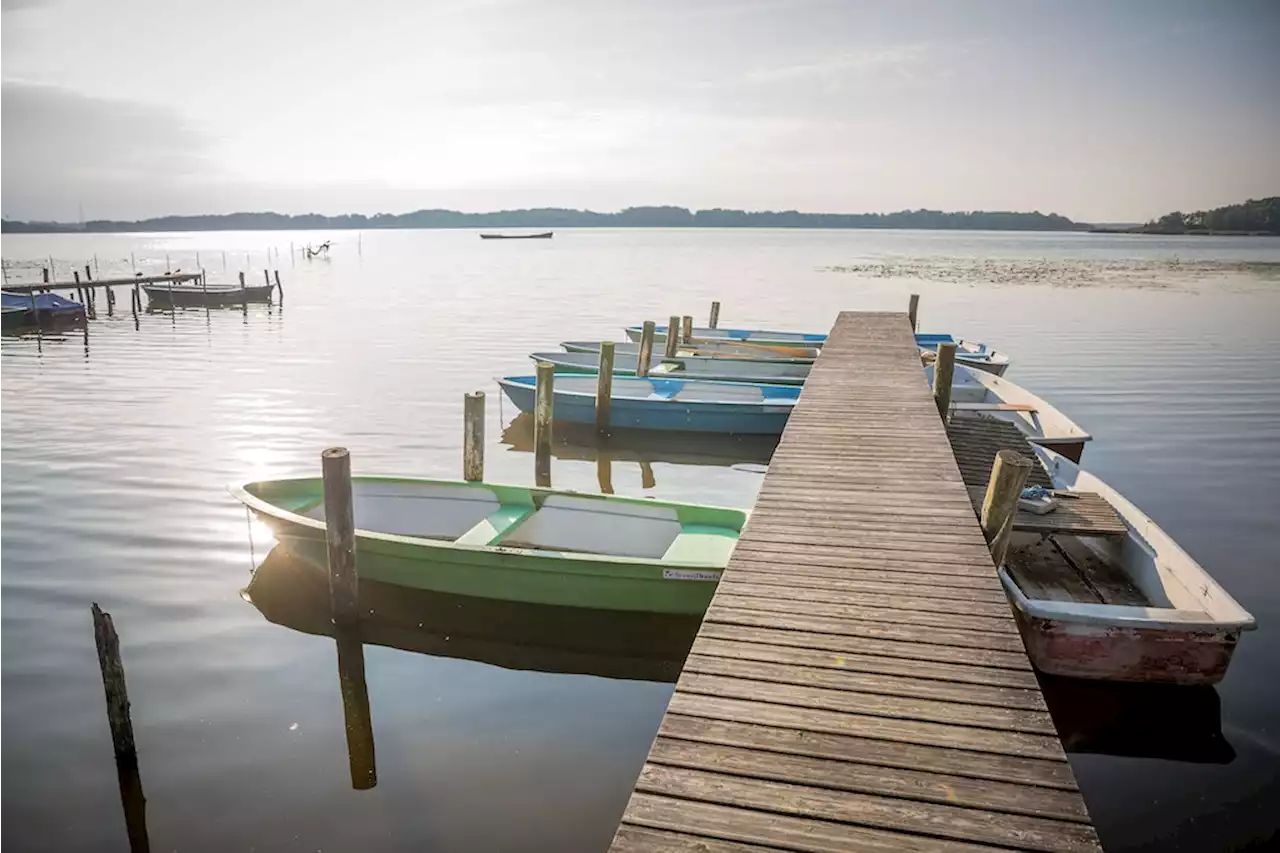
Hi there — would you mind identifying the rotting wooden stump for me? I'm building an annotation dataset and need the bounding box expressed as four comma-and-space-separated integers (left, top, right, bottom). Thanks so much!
92, 603, 150, 853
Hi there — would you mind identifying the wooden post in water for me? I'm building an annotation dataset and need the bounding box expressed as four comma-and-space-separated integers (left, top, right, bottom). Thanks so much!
130, 252, 137, 273
681, 315, 693, 344
534, 361, 554, 487
74, 270, 81, 303
93, 254, 100, 276
709, 301, 721, 329
980, 450, 1032, 568
908, 294, 920, 332
42, 267, 50, 284
932, 341, 957, 419
636, 321, 656, 378
85, 263, 93, 282
321, 448, 359, 627
91, 604, 150, 853
334, 630, 377, 790
595, 341, 615, 434
463, 392, 485, 482
238, 271, 247, 308
663, 315, 680, 358
274, 270, 283, 303
221, 250, 227, 271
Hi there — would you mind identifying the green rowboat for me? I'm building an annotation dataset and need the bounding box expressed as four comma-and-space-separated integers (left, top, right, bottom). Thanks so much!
233, 476, 746, 614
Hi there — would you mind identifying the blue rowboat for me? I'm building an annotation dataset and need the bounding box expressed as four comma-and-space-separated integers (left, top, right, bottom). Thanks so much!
561, 340, 819, 363
531, 350, 810, 385
2, 291, 87, 326
497, 374, 798, 434
624, 325, 1010, 375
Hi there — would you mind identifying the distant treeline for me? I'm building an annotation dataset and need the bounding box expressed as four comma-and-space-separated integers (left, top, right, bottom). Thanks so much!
0, 205, 1082, 233
1133, 197, 1279, 235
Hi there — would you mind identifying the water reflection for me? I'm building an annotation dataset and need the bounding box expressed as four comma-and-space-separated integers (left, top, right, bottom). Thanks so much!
245, 547, 699, 683
500, 412, 775, 492
1040, 674, 1233, 764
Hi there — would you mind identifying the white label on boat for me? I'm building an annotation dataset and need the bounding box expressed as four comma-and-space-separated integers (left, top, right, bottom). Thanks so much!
663, 569, 721, 582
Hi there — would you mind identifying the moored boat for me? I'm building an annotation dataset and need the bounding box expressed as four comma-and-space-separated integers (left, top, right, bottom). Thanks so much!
143, 282, 276, 307
2, 291, 86, 326
498, 374, 799, 434
233, 477, 745, 614
916, 333, 1011, 376
561, 339, 820, 362
1000, 446, 1255, 684
479, 232, 554, 240
532, 350, 810, 385
926, 362, 1092, 461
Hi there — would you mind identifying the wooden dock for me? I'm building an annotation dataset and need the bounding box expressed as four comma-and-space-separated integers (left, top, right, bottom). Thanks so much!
609, 311, 1100, 853
4, 272, 204, 293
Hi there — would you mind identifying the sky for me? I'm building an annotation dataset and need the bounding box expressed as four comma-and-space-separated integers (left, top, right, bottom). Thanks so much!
2, 0, 1278, 223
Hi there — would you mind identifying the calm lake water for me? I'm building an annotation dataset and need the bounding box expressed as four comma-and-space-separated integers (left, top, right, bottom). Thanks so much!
3, 229, 1279, 852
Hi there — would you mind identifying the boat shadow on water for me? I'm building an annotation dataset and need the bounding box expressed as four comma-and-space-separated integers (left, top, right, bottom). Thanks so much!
1039, 674, 1234, 764
244, 545, 701, 683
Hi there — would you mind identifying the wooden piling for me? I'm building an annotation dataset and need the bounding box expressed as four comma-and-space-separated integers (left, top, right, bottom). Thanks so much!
238, 271, 247, 307
42, 267, 49, 284
980, 449, 1033, 568
664, 315, 680, 358
334, 630, 377, 790
636, 321, 656, 378
709, 301, 721, 329
932, 341, 957, 419
222, 250, 227, 271
908, 293, 920, 331
463, 391, 485, 482
681, 315, 693, 344
85, 264, 93, 282
534, 361, 554, 487
595, 341, 615, 434
130, 252, 136, 272
274, 270, 283, 303
321, 447, 359, 627
91, 604, 150, 853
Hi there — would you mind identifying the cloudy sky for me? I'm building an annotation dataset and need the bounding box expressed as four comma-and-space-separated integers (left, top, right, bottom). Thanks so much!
3, 0, 1278, 222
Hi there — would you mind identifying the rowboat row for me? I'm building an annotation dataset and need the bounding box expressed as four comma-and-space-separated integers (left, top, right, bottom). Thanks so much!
233, 311, 1254, 684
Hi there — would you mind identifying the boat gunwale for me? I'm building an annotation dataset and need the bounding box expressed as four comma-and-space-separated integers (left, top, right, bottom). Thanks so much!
496, 375, 801, 407
230, 476, 746, 570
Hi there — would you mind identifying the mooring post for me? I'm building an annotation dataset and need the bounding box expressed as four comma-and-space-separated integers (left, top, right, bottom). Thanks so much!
709, 301, 721, 329
980, 449, 1033, 568
221, 250, 227, 271
663, 315, 679, 358
130, 252, 137, 273
263, 269, 271, 290
238, 271, 247, 308
274, 270, 283, 303
636, 320, 656, 378
908, 293, 920, 332
133, 284, 141, 313
321, 447, 359, 627
681, 315, 693, 344
463, 391, 485, 481
932, 341, 957, 419
595, 341, 615, 434
534, 361, 554, 487
91, 603, 150, 853
335, 630, 377, 790
93, 254, 100, 276
42, 267, 50, 284
85, 264, 93, 282
74, 270, 81, 297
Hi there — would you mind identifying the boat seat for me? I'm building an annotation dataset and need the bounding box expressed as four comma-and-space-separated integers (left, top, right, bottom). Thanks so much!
661, 525, 738, 566
498, 494, 682, 559
454, 505, 535, 547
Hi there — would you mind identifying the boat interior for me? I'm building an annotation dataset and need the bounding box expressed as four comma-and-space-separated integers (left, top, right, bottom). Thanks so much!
250, 479, 742, 563
522, 375, 801, 404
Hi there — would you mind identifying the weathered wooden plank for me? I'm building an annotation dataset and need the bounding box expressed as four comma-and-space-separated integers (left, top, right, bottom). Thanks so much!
648, 736, 1092, 824
622, 793, 1010, 853
712, 594, 1025, 641
612, 825, 777, 853
717, 578, 1014, 617
723, 566, 1010, 602
635, 764, 1101, 853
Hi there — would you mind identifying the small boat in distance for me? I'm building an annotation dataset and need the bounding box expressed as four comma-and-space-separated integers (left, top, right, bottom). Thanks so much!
1, 291, 87, 326
926, 362, 1092, 461
143, 282, 276, 307
1001, 446, 1255, 684
498, 374, 799, 434
479, 231, 554, 240
233, 477, 745, 614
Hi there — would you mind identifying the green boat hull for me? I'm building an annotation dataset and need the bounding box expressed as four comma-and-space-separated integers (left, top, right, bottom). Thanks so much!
236, 477, 743, 615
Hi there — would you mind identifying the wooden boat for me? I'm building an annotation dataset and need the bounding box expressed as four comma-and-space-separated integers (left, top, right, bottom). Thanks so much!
926, 362, 1092, 461
143, 282, 276, 307
479, 232, 553, 240
625, 325, 1011, 375
531, 350, 810, 385
498, 374, 798, 434
561, 340, 820, 362
2, 291, 86, 326
1000, 446, 1255, 684
232, 477, 745, 614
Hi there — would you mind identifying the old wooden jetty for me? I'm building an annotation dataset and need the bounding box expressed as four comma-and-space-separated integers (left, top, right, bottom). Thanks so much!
609, 311, 1100, 852
3, 272, 204, 293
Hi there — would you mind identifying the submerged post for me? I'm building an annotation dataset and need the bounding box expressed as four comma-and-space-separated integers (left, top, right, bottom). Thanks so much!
636, 320, 656, 378
595, 341, 615, 434
980, 450, 1033, 568
932, 341, 957, 419
681, 315, 693, 344
463, 391, 485, 482
908, 293, 920, 331
534, 361, 554, 487
664, 315, 680, 358
321, 447, 359, 627
709, 301, 721, 329
91, 603, 150, 853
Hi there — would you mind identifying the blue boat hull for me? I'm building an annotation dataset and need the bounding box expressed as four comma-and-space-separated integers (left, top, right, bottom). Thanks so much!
498, 380, 793, 435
